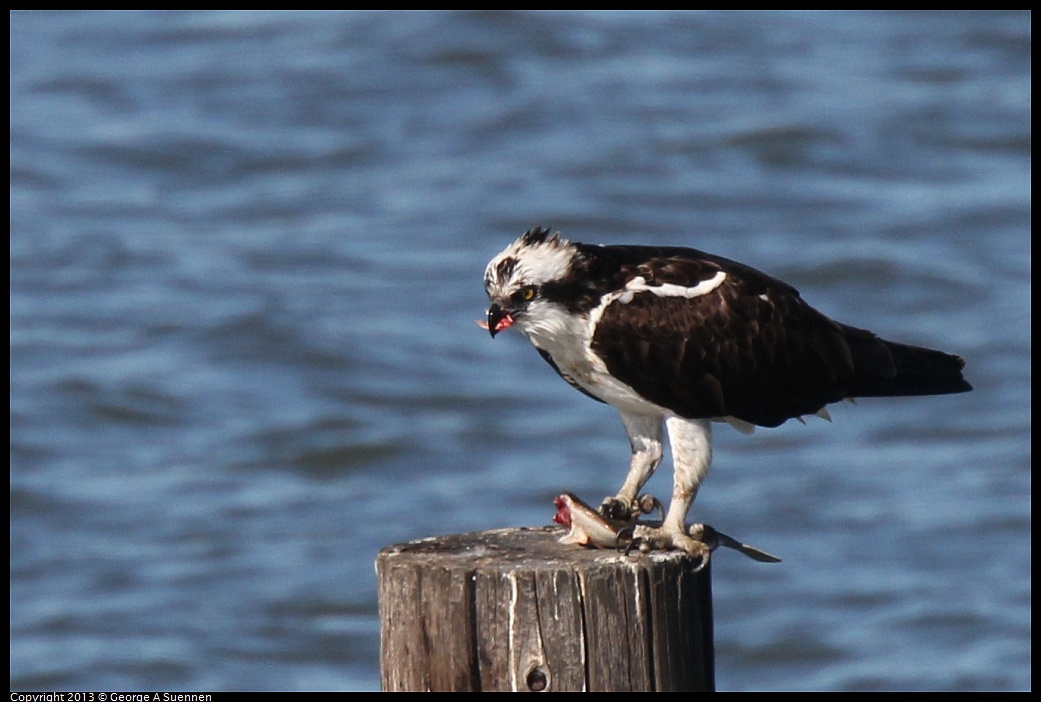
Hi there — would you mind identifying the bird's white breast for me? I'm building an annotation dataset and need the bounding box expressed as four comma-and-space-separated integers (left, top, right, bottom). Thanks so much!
516, 297, 669, 417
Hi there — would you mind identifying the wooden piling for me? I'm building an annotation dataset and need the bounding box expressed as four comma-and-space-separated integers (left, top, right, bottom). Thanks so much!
376, 525, 714, 692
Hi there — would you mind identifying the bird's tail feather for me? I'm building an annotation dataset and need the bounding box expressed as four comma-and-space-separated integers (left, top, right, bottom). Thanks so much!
842, 325, 972, 398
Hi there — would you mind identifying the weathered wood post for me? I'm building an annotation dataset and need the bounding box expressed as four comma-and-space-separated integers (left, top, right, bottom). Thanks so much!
376, 525, 713, 692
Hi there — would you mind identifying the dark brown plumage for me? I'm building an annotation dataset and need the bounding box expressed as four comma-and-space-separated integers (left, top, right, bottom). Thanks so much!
529, 235, 972, 428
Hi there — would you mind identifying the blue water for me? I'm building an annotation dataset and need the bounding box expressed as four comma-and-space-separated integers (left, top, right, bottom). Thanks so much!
10, 11, 1030, 692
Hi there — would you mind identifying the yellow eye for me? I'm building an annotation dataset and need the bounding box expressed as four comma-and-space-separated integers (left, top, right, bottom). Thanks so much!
511, 286, 537, 305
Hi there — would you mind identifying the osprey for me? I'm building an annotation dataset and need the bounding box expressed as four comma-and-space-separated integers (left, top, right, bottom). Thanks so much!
483, 226, 972, 557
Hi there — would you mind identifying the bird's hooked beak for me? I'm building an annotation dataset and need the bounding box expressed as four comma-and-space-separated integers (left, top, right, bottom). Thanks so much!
485, 303, 515, 338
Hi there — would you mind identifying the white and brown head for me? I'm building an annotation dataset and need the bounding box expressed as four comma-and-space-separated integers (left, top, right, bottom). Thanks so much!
482, 226, 587, 338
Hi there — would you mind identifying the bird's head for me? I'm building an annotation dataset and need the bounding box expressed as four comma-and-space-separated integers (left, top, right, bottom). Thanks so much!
482, 226, 580, 338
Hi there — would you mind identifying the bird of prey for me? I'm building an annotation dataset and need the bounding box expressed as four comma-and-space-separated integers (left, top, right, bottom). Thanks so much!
482, 226, 972, 558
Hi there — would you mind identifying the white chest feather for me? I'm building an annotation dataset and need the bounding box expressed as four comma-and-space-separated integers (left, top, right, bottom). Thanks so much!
516, 297, 667, 416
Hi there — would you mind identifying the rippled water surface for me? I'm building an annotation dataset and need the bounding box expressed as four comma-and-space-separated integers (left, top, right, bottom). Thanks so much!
10, 11, 1030, 691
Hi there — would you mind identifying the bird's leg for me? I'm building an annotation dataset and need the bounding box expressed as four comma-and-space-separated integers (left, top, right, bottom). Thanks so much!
659, 416, 713, 538
600, 413, 664, 521
631, 417, 714, 562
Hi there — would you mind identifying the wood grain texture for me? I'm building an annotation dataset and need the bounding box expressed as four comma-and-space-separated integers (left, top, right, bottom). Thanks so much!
377, 526, 713, 691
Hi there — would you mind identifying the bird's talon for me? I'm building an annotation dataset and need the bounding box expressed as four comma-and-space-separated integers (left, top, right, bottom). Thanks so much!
599, 496, 640, 521
636, 493, 663, 520
623, 535, 656, 556
614, 525, 636, 550
599, 493, 662, 522
623, 524, 714, 570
